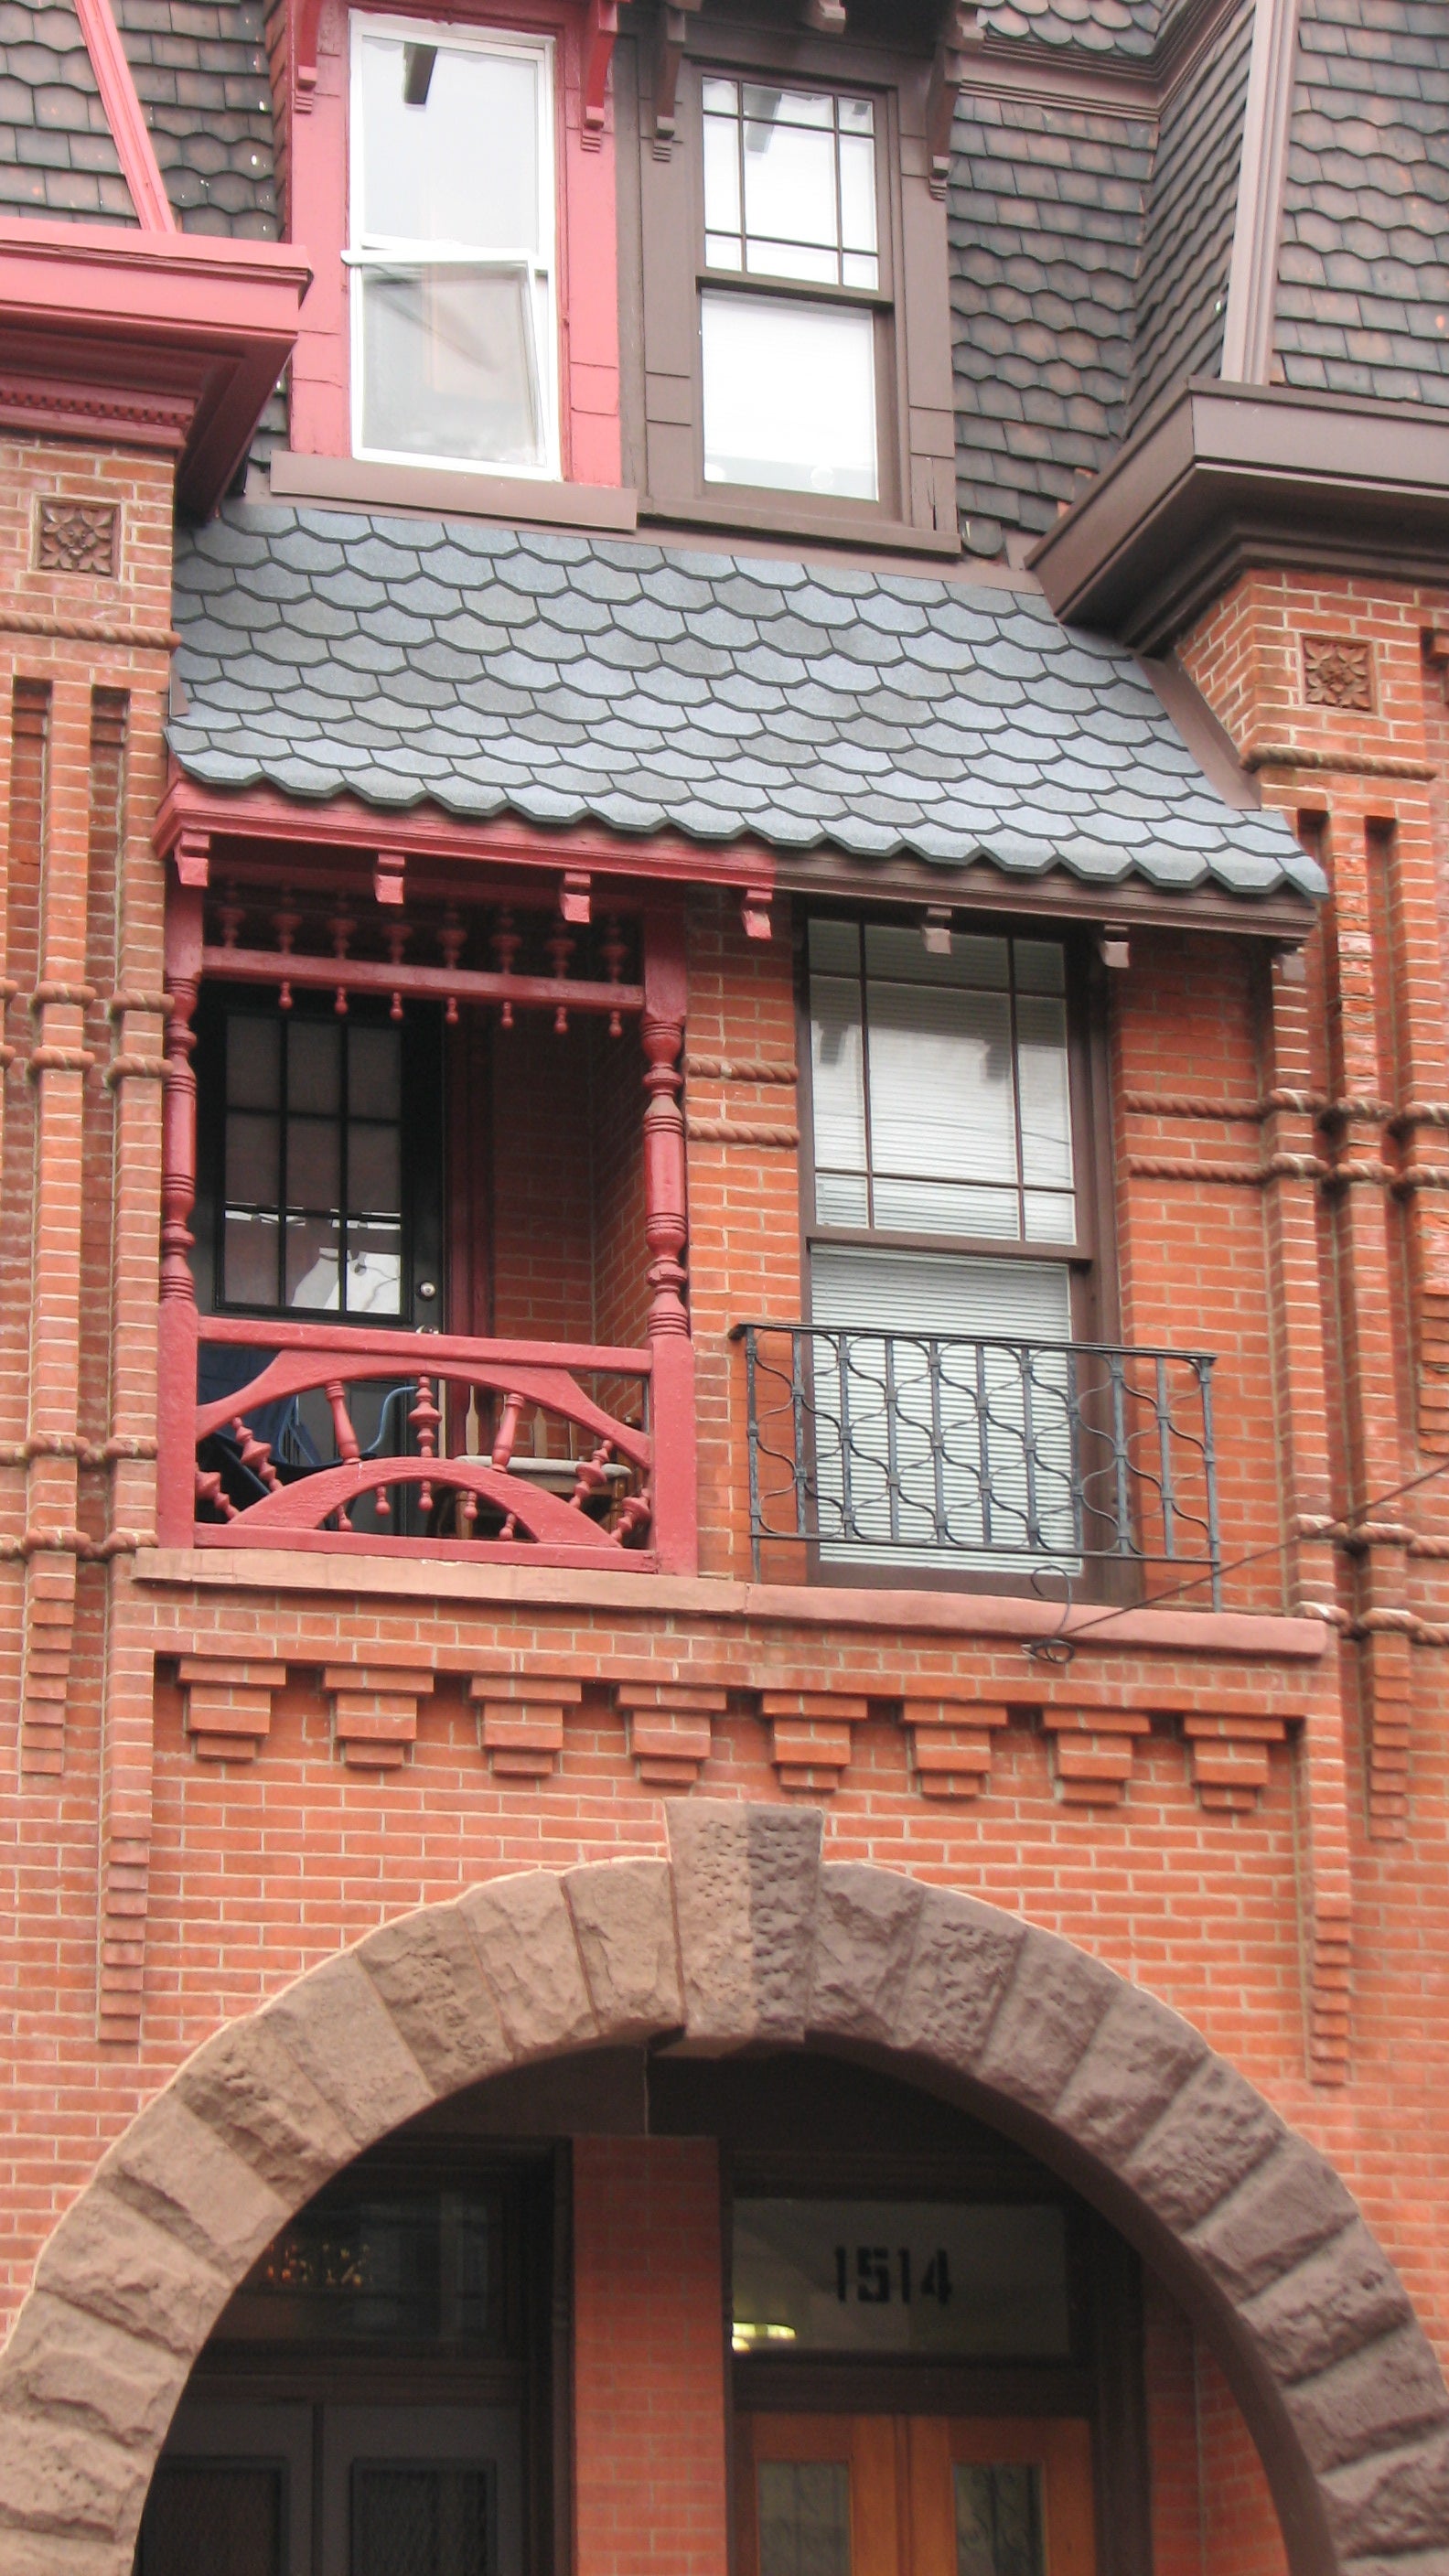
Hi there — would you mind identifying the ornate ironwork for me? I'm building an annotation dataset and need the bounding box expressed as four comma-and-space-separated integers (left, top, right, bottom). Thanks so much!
733, 1323, 1220, 1602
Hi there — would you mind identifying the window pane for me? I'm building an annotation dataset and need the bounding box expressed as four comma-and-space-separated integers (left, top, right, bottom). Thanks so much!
758, 2463, 851, 2576
702, 293, 876, 499
287, 1118, 340, 1212
286, 1215, 341, 1310
810, 975, 866, 1176
343, 1229, 403, 1316
743, 115, 839, 252
144, 2460, 284, 2576
702, 111, 741, 235
1014, 936, 1066, 994
226, 1015, 280, 1110
701, 76, 738, 114
352, 2463, 492, 2576
705, 232, 744, 272
349, 1123, 402, 1217
955, 2463, 1044, 2576
225, 1111, 279, 1208
841, 252, 879, 291
359, 35, 540, 251
349, 1025, 402, 1119
745, 239, 839, 285
1015, 993, 1073, 1188
867, 983, 1017, 1186
224, 1210, 280, 1307
838, 133, 876, 253
1025, 1189, 1077, 1243
809, 918, 860, 972
287, 1022, 340, 1116
360, 266, 542, 467
872, 1178, 1020, 1239
814, 1173, 869, 1227
864, 926, 1009, 988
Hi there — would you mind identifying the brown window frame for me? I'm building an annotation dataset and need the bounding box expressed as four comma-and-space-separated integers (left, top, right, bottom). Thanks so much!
619, 16, 959, 553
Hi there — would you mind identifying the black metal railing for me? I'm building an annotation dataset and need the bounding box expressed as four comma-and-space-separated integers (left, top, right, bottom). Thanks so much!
733, 1324, 1221, 1603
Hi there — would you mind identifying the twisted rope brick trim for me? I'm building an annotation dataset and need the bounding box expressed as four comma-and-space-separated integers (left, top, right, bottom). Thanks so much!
686, 1117, 800, 1147
1125, 1152, 1331, 1185
0, 609, 178, 650
0, 1524, 155, 1560
685, 1055, 799, 1084
107, 990, 174, 1020
103, 1052, 166, 1087
1122, 1089, 1327, 1122
26, 1045, 96, 1077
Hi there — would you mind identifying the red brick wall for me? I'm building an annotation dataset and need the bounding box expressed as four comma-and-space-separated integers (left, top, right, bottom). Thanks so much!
574, 2137, 729, 2576
1144, 2277, 1288, 2576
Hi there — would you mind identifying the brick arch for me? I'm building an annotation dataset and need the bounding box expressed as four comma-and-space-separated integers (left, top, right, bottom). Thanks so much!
1, 1803, 1444, 2576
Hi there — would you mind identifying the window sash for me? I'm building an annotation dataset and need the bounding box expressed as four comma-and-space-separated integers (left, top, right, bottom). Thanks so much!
349, 17, 559, 478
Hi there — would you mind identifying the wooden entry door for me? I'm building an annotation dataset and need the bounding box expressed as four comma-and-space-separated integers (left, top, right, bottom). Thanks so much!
738, 2414, 1095, 2576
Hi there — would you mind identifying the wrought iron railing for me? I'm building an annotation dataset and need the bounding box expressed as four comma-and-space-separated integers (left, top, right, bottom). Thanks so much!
733, 1324, 1221, 1603
188, 1315, 656, 1565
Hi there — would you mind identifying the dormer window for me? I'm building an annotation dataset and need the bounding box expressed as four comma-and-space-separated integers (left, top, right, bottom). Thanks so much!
349, 19, 559, 478
700, 80, 881, 501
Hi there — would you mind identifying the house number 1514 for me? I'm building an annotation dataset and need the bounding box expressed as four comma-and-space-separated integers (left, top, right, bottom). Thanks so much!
834, 2246, 953, 2305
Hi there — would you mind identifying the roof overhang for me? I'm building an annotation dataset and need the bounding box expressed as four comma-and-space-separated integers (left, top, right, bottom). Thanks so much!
1029, 379, 1449, 653
0, 220, 311, 519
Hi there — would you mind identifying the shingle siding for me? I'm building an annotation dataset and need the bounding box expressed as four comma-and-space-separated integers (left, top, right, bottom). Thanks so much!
113, 0, 278, 238
1130, 0, 1252, 424
1275, 0, 1449, 407
0, 0, 136, 225
979, 0, 1165, 58
949, 96, 1152, 558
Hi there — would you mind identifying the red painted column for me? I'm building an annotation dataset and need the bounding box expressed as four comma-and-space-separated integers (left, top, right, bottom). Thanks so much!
573, 2137, 729, 2576
642, 905, 697, 1575
156, 880, 201, 1547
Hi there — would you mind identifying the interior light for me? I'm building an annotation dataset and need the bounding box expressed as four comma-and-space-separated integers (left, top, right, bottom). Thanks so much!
731, 2321, 798, 2351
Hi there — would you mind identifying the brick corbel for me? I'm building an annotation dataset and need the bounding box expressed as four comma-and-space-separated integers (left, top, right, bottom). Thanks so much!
1180, 1709, 1290, 1810
1041, 1706, 1150, 1807
902, 1696, 1009, 1799
324, 1660, 435, 1770
177, 1651, 287, 1761
469, 1671, 584, 1778
760, 1690, 870, 1794
616, 1680, 726, 1789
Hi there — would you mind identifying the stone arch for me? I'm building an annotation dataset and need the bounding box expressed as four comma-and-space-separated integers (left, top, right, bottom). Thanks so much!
1, 1803, 1444, 2576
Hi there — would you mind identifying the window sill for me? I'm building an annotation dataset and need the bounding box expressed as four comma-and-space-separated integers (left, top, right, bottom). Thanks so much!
267, 449, 639, 533
639, 492, 961, 559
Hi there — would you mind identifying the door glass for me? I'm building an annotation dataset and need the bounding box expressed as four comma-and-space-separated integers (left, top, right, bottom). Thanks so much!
141, 2459, 284, 2576
954, 2463, 1044, 2576
757, 2461, 852, 2576
351, 2462, 492, 2576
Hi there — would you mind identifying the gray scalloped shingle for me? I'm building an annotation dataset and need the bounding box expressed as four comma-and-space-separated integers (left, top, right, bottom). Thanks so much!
168, 507, 1321, 905
0, 0, 136, 225
113, 0, 277, 240
1275, 0, 1449, 407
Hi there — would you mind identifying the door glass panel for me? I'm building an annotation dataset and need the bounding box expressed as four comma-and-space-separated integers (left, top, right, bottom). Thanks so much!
954, 2463, 1044, 2576
757, 2461, 852, 2576
351, 2463, 492, 2576
734, 2199, 1071, 2358
142, 2460, 284, 2576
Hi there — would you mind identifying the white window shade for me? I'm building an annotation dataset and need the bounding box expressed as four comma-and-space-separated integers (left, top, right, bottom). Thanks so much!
702, 292, 877, 499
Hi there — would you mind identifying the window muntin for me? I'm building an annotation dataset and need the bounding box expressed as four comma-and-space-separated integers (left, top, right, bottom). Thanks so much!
698, 76, 883, 503
349, 20, 558, 478
808, 921, 1077, 1248
221, 1008, 404, 1317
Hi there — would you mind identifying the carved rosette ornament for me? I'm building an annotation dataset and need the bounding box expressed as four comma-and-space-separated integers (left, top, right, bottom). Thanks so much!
1302, 635, 1374, 711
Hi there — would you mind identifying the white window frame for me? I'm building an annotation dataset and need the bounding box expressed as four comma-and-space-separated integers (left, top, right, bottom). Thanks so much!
348, 15, 560, 480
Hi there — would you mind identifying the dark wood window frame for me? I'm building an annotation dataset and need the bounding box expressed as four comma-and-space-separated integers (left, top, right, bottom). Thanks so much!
618, 14, 960, 554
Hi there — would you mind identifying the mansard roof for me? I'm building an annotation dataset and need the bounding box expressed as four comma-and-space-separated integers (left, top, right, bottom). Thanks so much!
0, 0, 135, 225
168, 507, 1320, 901
111, 0, 278, 239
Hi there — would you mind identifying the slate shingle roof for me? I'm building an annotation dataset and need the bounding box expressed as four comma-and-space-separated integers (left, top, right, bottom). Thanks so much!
113, 0, 277, 239
949, 96, 1150, 559
0, 0, 136, 226
979, 0, 1165, 58
1130, 0, 1251, 425
168, 507, 1321, 901
1275, 0, 1449, 409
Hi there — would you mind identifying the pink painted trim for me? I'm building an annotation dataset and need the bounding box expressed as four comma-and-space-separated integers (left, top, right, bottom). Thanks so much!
72, 0, 178, 233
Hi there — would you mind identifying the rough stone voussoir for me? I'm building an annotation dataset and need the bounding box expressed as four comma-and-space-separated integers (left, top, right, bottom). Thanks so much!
358, 1900, 511, 2094
976, 1923, 1119, 2114
893, 1883, 1025, 2072
810, 1862, 925, 2044
173, 2013, 360, 2200
0, 2408, 149, 2544
0, 2292, 190, 2455
0, 2525, 130, 2576
261, 1948, 436, 2145
32, 2187, 231, 2359
1285, 2322, 1449, 2477
92, 2091, 290, 2281
1188, 2136, 1361, 2305
666, 1798, 755, 2047
1243, 2221, 1417, 2388
1122, 2051, 1285, 2232
1323, 2422, 1449, 2557
459, 1869, 598, 2057
1053, 1979, 1210, 2163
564, 1857, 684, 2041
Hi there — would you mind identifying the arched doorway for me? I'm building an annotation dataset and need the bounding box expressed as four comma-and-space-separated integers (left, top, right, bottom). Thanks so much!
0, 1804, 1444, 2576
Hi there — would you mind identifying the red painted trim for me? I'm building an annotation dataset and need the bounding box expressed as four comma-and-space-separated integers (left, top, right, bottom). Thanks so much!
195, 1526, 660, 1569
72, 0, 178, 232
156, 775, 779, 903
197, 1313, 650, 1376
0, 222, 310, 516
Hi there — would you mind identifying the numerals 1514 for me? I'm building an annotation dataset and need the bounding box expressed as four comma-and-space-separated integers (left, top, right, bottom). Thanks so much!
834, 2246, 952, 2305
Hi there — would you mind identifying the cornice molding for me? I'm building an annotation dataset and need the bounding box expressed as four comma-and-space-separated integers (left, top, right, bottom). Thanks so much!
1029, 380, 1449, 651
965, 0, 1245, 120
1219, 0, 1301, 382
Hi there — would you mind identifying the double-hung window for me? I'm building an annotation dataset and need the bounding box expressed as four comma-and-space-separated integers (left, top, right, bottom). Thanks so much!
700, 79, 883, 502
349, 19, 559, 477
803, 919, 1093, 1571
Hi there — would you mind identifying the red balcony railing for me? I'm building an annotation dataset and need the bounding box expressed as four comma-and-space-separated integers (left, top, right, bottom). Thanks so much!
176, 1315, 665, 1567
